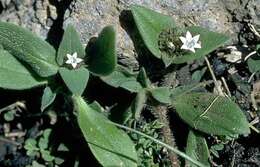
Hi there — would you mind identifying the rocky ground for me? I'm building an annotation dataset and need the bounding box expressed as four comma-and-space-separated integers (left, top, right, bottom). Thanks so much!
0, 0, 259, 166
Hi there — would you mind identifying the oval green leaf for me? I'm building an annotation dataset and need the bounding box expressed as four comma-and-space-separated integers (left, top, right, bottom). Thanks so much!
59, 67, 89, 95
186, 130, 210, 167
73, 96, 138, 167
87, 26, 116, 76
101, 66, 142, 93
41, 86, 56, 112
57, 25, 85, 66
0, 22, 58, 77
149, 87, 171, 104
131, 89, 147, 120
131, 5, 175, 58
172, 93, 250, 136
247, 57, 260, 73
0, 50, 47, 90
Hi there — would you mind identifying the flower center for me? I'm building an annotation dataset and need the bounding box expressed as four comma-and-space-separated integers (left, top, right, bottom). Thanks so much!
186, 39, 196, 48
71, 57, 78, 64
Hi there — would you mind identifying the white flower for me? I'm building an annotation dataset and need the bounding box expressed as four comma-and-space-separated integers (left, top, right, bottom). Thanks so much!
179, 31, 201, 53
65, 52, 83, 69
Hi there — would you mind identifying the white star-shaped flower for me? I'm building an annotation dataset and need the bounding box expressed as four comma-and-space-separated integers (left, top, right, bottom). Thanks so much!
65, 52, 83, 69
179, 31, 201, 53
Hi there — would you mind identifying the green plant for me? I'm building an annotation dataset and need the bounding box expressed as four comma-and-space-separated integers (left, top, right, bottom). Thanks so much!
24, 129, 55, 162
98, 5, 250, 166
0, 4, 252, 167
0, 22, 138, 166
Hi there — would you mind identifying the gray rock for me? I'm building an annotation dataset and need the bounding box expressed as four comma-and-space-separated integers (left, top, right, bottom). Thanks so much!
0, 0, 258, 69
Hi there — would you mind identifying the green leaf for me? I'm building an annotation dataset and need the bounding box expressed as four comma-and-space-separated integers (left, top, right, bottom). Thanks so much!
38, 129, 51, 150
137, 68, 151, 88
38, 138, 48, 151
149, 87, 171, 104
186, 130, 210, 167
131, 89, 147, 120
59, 67, 89, 95
24, 139, 39, 152
171, 82, 210, 101
41, 150, 54, 162
172, 93, 250, 136
247, 57, 260, 73
191, 67, 207, 83
41, 86, 56, 112
0, 22, 58, 77
172, 26, 229, 64
131, 5, 175, 58
87, 26, 116, 76
73, 96, 138, 167
101, 66, 142, 92
0, 50, 47, 90
57, 25, 85, 66
32, 161, 45, 167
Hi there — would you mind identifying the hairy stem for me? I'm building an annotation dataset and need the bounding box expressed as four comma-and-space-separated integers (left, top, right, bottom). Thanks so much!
154, 105, 180, 167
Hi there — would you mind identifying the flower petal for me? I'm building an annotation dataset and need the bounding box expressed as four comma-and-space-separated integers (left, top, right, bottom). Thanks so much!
189, 48, 196, 53
66, 53, 73, 59
193, 34, 200, 43
76, 58, 83, 64
72, 52, 78, 58
179, 36, 187, 43
186, 31, 193, 40
181, 44, 189, 50
194, 43, 201, 49
65, 59, 71, 64
71, 63, 77, 69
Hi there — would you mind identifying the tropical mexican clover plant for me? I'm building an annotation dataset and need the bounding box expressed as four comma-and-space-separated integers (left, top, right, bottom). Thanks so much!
99, 5, 251, 166
0, 4, 251, 167
0, 22, 139, 166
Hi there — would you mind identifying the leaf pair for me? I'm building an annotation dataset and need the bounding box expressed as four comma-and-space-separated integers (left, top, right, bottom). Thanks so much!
0, 22, 117, 96
57, 25, 116, 96
102, 67, 172, 123
131, 5, 230, 65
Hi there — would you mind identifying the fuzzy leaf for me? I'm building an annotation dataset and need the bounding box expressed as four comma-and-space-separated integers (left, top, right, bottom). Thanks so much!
186, 130, 210, 167
0, 50, 47, 90
59, 67, 89, 95
131, 5, 175, 58
191, 67, 207, 83
131, 89, 147, 120
247, 57, 260, 73
41, 86, 56, 111
172, 93, 250, 136
0, 22, 58, 77
57, 25, 85, 66
87, 26, 116, 76
137, 67, 151, 88
149, 87, 171, 104
73, 96, 138, 167
101, 66, 142, 92
172, 26, 229, 64
171, 82, 210, 101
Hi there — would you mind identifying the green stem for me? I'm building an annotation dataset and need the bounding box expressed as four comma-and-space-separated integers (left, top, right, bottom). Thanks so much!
109, 121, 206, 167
